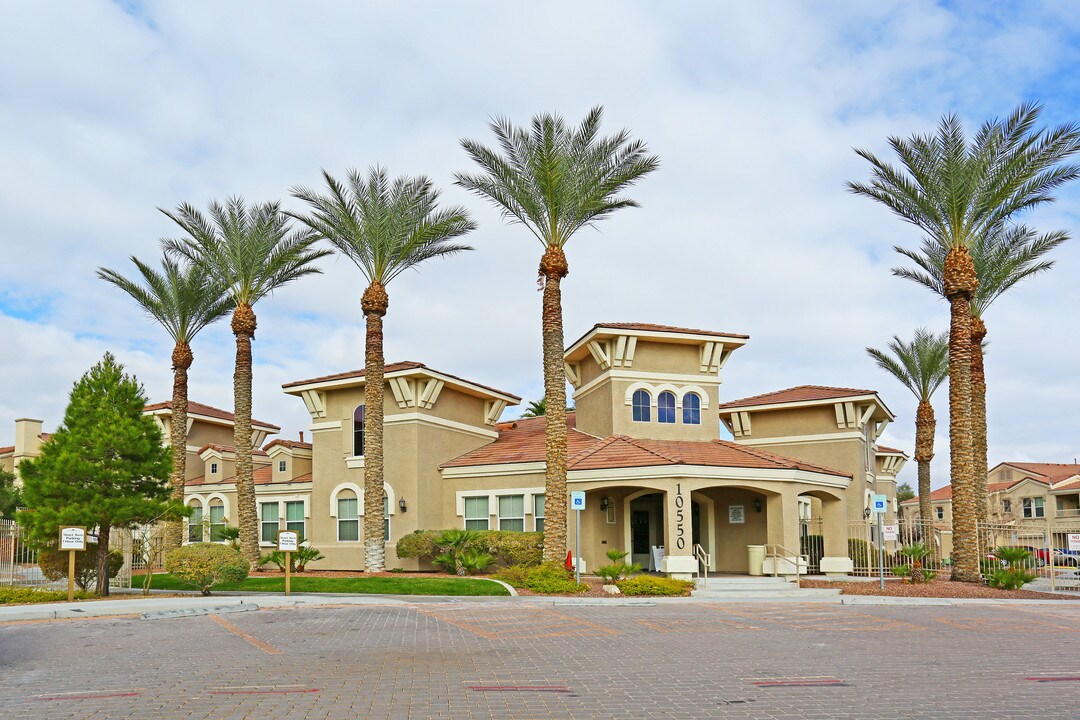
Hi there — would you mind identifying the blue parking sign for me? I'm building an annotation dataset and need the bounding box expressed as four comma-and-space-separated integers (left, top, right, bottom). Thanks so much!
570, 491, 586, 510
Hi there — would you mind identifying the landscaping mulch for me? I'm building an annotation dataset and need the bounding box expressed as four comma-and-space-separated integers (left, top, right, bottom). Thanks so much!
800, 577, 1077, 600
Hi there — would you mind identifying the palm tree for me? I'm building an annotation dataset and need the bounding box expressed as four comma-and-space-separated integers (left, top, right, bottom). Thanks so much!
521, 399, 546, 418
866, 329, 949, 533
290, 168, 475, 572
162, 199, 330, 563
849, 102, 1080, 581
456, 106, 659, 563
97, 255, 232, 552
890, 224, 1068, 524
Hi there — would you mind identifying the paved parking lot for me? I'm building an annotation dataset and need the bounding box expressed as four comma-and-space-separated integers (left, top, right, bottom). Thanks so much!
2, 599, 1079, 719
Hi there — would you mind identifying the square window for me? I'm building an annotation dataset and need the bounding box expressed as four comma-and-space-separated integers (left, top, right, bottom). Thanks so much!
935, 506, 944, 520
285, 501, 305, 539
208, 504, 226, 542
210, 462, 218, 475
533, 494, 545, 533
260, 502, 279, 543
337, 497, 359, 542
498, 495, 525, 532
187, 506, 203, 543
278, 460, 287, 473
464, 496, 489, 531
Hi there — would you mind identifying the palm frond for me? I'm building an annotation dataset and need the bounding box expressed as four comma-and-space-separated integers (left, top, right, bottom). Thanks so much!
866, 328, 949, 401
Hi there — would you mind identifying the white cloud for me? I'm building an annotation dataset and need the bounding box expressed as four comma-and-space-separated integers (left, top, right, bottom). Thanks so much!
2, 0, 1079, 492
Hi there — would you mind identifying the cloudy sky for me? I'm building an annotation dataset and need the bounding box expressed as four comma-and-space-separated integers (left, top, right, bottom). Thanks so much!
2, 1, 1079, 491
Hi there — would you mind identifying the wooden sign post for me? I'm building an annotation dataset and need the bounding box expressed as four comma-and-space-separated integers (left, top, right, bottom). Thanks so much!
59, 526, 87, 601
276, 530, 299, 596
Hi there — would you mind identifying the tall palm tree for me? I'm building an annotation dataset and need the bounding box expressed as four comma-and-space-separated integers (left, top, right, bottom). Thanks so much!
849, 102, 1080, 581
521, 398, 547, 418
866, 329, 949, 532
162, 199, 330, 563
891, 224, 1068, 524
290, 168, 475, 572
97, 255, 232, 552
456, 106, 659, 563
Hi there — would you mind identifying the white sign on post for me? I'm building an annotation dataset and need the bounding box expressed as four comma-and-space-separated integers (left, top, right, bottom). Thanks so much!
59, 526, 86, 551
882, 524, 899, 542
1067, 533, 1080, 552
569, 491, 586, 511
277, 530, 299, 552
871, 494, 888, 513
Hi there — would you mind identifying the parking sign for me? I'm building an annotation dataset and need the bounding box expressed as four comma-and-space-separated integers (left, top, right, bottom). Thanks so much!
871, 494, 888, 513
569, 491, 586, 510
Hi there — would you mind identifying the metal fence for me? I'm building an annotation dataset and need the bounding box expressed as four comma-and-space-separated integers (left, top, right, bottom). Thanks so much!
0, 518, 137, 591
844, 518, 949, 578
976, 519, 1080, 591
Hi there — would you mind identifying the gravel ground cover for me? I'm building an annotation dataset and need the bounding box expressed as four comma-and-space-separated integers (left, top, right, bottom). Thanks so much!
800, 577, 1075, 600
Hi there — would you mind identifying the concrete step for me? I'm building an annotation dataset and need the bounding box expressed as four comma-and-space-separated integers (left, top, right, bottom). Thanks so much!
691, 588, 841, 599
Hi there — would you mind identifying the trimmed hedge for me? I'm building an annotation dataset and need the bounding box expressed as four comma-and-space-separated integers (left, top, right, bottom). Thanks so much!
39, 548, 124, 591
0, 587, 96, 604
396, 530, 543, 568
164, 543, 249, 595
616, 576, 695, 596
494, 562, 588, 593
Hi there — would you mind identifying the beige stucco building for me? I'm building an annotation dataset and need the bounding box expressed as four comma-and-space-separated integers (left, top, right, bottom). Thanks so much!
4, 322, 909, 578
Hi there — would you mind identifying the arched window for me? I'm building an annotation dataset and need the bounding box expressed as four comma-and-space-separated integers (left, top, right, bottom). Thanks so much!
337, 490, 359, 542
187, 501, 204, 543
208, 499, 226, 542
632, 389, 651, 422
658, 391, 676, 424
353, 405, 365, 456
682, 393, 701, 425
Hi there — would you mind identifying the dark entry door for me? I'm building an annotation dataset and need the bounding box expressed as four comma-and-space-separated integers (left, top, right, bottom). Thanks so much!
692, 502, 701, 547
631, 510, 650, 554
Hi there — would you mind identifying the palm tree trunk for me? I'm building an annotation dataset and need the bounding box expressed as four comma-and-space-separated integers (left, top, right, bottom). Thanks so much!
914, 399, 936, 535
232, 303, 260, 564
362, 283, 388, 572
539, 246, 569, 564
970, 316, 989, 526
944, 246, 978, 582
165, 341, 193, 554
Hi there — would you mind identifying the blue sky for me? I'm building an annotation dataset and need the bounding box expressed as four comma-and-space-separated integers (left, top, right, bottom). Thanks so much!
3, 1, 1080, 488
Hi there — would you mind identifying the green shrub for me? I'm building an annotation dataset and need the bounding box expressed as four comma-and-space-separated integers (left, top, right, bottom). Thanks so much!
492, 564, 532, 588
164, 543, 249, 595
395, 529, 542, 568
38, 548, 124, 591
522, 562, 588, 593
219, 525, 241, 549
294, 545, 324, 572
616, 576, 695, 596
595, 564, 624, 584
0, 587, 95, 604
848, 538, 871, 568
987, 567, 1037, 590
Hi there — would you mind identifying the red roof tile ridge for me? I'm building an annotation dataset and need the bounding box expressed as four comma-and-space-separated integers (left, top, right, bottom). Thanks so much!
0, 445, 13, 455
591, 322, 750, 339
262, 439, 313, 451
567, 435, 623, 466
282, 360, 520, 400
717, 385, 877, 409
620, 436, 686, 464
144, 399, 280, 430
875, 445, 906, 455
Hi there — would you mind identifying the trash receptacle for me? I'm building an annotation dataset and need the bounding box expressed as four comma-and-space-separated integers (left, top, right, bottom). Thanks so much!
747, 545, 765, 576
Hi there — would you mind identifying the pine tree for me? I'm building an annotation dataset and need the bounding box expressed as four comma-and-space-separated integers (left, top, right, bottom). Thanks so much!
18, 353, 178, 595
0, 468, 21, 519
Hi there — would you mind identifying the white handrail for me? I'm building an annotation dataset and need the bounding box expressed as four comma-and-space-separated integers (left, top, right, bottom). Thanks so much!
764, 543, 805, 589
694, 543, 710, 589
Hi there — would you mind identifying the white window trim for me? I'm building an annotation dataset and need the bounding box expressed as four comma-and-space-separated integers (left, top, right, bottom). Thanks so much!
463, 495, 491, 530
533, 494, 546, 531
336, 495, 361, 543
623, 382, 710, 409
259, 501, 281, 545
185, 497, 205, 544
329, 482, 396, 517
455, 488, 545, 518
253, 495, 311, 546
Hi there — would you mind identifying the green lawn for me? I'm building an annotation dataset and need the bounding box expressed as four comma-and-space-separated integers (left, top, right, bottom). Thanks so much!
142, 573, 510, 596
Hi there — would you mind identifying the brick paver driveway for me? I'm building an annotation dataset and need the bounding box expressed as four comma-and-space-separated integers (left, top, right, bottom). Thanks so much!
2, 599, 1079, 719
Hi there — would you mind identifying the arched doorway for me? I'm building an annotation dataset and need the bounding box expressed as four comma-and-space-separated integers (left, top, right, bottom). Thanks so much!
626, 492, 664, 570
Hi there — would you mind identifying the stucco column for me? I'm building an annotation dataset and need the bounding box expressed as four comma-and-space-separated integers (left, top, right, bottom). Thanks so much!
764, 488, 804, 576
819, 494, 853, 576
659, 483, 697, 579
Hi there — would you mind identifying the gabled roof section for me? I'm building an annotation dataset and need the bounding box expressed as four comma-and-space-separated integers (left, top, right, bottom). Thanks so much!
876, 445, 907, 456
0, 445, 13, 455
998, 461, 1080, 486
718, 385, 878, 410
143, 400, 280, 433
565, 322, 749, 363
282, 361, 520, 404
186, 467, 311, 487
198, 443, 268, 458
900, 485, 954, 505
262, 439, 313, 452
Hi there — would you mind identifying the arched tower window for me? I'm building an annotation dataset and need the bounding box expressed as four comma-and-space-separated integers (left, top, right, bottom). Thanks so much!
658, 391, 676, 424
682, 393, 701, 425
631, 389, 651, 422
353, 405, 366, 456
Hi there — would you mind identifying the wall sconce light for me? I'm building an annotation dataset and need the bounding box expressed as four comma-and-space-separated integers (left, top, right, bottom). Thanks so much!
600, 497, 611, 512
398, 498, 407, 512
863, 506, 872, 519
753, 499, 763, 513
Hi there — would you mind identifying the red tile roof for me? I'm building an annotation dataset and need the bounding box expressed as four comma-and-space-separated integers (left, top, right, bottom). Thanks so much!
900, 486, 953, 505
1001, 462, 1080, 485
443, 415, 848, 477
197, 443, 268, 457
0, 445, 13, 455
443, 415, 599, 467
262, 439, 313, 451
185, 468, 312, 487
718, 385, 878, 410
282, 361, 520, 400
876, 445, 905, 455
585, 322, 749, 340
143, 400, 280, 431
